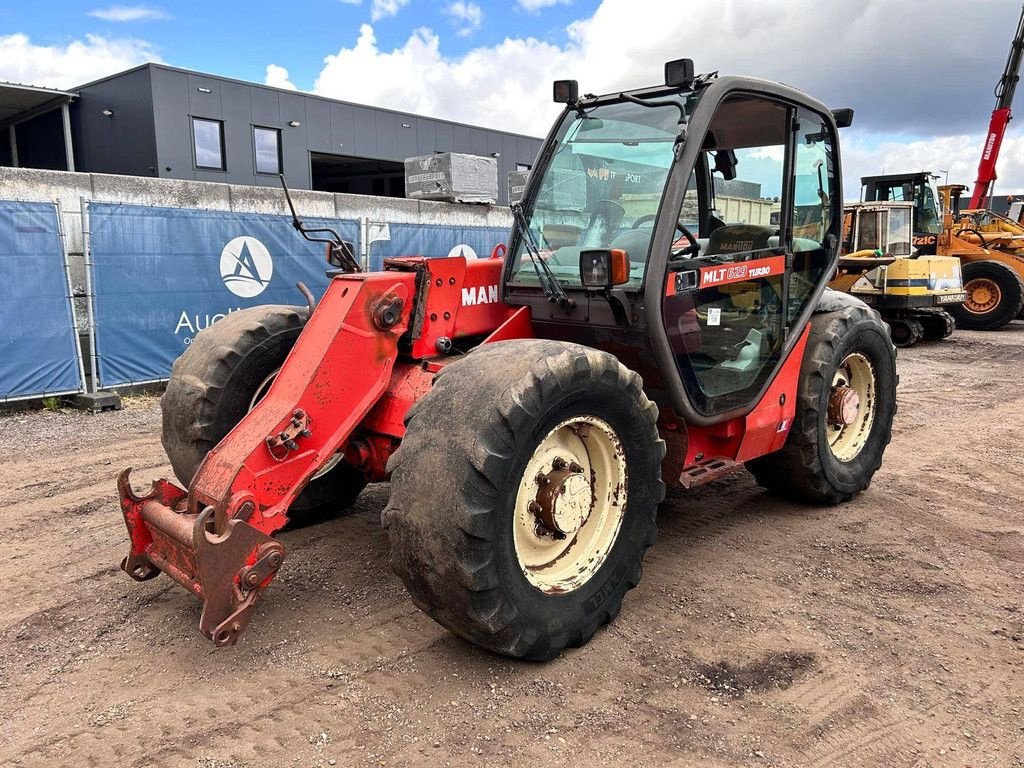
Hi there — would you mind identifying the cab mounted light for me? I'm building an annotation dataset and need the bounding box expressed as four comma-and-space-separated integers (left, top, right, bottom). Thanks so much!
664, 58, 695, 89
553, 80, 579, 105
832, 108, 855, 128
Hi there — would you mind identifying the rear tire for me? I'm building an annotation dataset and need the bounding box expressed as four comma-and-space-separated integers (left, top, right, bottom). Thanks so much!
916, 309, 955, 340
384, 340, 665, 660
949, 260, 1024, 331
161, 304, 367, 520
747, 304, 897, 505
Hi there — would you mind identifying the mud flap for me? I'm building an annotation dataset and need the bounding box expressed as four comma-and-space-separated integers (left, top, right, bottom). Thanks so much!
117, 469, 284, 646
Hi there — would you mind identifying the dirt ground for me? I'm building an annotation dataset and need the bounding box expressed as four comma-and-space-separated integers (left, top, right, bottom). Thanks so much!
1, 326, 1022, 768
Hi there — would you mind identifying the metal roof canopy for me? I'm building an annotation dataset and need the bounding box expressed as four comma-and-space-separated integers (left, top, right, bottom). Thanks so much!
0, 81, 77, 171
0, 81, 76, 128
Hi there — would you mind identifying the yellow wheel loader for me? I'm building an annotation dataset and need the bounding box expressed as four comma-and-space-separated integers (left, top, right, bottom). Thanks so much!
862, 172, 1024, 330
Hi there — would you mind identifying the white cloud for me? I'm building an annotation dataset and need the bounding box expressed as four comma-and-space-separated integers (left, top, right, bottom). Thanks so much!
445, 1, 483, 36
370, 0, 409, 22
265, 64, 297, 90
88, 5, 169, 22
839, 131, 1024, 201
306, 0, 1024, 192
0, 33, 160, 89
517, 0, 570, 11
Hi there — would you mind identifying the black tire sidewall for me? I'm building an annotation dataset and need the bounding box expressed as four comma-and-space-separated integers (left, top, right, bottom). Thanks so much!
488, 380, 659, 642
205, 329, 301, 446
814, 318, 897, 494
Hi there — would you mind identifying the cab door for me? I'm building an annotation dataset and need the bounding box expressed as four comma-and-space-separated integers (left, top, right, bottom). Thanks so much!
661, 97, 838, 418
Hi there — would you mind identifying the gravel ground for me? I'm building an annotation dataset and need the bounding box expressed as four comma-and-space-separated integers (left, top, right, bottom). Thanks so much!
0, 326, 1022, 768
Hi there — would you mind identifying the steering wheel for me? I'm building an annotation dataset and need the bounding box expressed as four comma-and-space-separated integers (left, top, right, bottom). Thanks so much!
672, 223, 701, 257
631, 214, 701, 257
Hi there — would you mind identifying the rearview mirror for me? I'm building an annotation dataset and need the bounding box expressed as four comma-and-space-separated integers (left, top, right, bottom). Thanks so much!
327, 240, 357, 269
713, 149, 737, 181
580, 248, 630, 289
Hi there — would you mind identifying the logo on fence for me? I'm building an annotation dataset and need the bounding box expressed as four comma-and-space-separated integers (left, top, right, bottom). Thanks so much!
447, 244, 478, 260
220, 236, 273, 297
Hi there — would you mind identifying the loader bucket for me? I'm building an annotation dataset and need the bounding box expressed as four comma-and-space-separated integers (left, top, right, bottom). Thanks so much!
117, 469, 284, 646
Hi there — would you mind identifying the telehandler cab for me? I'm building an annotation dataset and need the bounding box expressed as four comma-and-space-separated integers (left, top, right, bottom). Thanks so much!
119, 61, 897, 660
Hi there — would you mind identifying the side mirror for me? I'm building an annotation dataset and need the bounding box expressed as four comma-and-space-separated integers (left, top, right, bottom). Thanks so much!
327, 240, 357, 269
580, 248, 630, 289
832, 108, 854, 128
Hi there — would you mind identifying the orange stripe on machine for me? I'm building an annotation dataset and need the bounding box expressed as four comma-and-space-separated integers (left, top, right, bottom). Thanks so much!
699, 255, 785, 289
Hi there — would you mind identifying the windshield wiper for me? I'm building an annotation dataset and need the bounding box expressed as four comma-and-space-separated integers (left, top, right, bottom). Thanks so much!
510, 203, 575, 311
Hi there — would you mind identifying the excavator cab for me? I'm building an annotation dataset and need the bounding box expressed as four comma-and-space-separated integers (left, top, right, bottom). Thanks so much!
861, 172, 944, 254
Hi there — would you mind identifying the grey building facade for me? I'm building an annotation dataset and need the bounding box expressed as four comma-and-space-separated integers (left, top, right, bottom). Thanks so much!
3, 63, 543, 204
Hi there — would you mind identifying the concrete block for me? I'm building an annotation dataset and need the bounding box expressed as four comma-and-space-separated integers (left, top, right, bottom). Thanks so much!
69, 391, 123, 413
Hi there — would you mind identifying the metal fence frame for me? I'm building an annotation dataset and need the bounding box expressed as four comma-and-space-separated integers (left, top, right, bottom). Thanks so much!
0, 198, 87, 403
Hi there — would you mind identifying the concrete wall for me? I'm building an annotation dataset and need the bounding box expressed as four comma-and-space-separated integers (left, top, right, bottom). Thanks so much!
0, 166, 513, 337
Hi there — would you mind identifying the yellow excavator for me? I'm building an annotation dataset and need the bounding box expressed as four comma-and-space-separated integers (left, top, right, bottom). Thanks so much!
832, 200, 965, 346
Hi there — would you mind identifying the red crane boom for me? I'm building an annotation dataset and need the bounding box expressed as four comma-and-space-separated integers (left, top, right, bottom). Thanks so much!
969, 3, 1024, 210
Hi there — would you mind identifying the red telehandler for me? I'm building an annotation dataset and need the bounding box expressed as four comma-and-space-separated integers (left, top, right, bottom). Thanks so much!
119, 61, 897, 660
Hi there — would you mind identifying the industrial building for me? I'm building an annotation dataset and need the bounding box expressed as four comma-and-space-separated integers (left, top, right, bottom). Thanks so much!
0, 63, 543, 204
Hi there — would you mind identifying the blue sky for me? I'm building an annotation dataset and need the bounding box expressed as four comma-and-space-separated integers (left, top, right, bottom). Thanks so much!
0, 1, 599, 89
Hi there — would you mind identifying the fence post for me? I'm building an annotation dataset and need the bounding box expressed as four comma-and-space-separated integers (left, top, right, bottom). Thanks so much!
55, 199, 87, 395
80, 196, 99, 393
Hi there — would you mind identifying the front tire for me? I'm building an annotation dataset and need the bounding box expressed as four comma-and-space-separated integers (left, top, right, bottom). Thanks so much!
747, 304, 897, 505
383, 340, 665, 660
161, 305, 367, 520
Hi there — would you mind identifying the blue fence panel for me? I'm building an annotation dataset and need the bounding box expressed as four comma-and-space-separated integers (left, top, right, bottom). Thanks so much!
0, 200, 84, 401
367, 222, 508, 270
88, 203, 359, 388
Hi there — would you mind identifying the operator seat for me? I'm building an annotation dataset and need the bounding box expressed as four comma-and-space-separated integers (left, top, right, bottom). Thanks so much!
704, 224, 774, 255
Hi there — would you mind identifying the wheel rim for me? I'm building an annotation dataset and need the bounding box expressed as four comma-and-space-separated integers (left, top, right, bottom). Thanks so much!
963, 277, 1002, 315
512, 416, 627, 594
250, 369, 343, 480
826, 353, 877, 463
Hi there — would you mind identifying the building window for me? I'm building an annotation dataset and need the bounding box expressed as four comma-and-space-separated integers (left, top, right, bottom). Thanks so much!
253, 126, 282, 175
192, 118, 225, 170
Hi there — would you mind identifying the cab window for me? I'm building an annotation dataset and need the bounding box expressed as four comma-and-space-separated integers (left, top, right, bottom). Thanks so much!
663, 95, 789, 415
788, 107, 839, 322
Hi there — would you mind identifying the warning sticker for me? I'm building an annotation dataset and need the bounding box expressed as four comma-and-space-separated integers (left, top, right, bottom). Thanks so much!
699, 255, 785, 289
706, 307, 722, 326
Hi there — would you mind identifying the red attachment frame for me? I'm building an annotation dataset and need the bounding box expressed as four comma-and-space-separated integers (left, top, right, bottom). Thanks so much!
118, 256, 519, 645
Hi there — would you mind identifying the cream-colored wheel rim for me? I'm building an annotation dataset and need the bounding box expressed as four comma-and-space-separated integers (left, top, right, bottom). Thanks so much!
250, 369, 343, 480
512, 415, 627, 594
826, 353, 876, 463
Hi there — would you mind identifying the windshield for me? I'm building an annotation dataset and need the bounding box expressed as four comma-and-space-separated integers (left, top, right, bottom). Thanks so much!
507, 97, 687, 289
